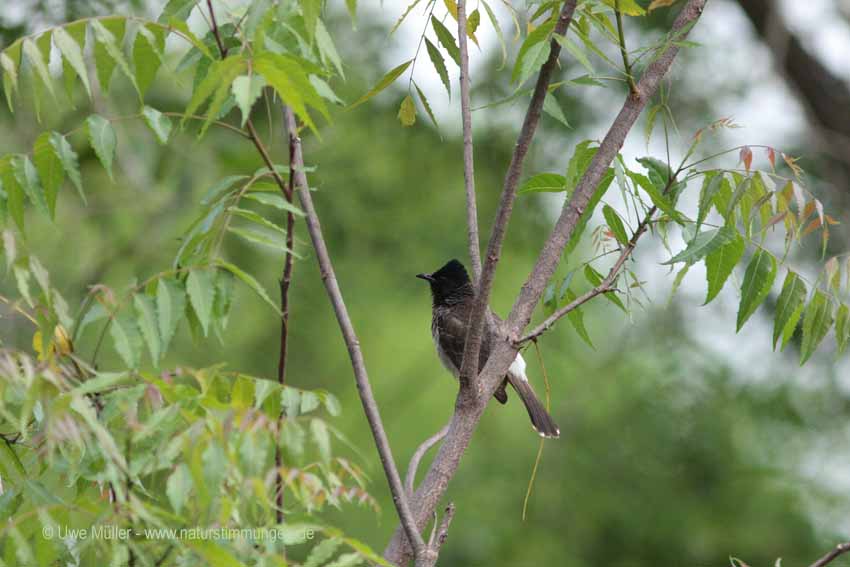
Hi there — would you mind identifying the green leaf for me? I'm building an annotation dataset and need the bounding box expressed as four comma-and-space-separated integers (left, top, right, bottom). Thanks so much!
183, 54, 245, 128
310, 418, 332, 464
736, 250, 777, 332
664, 226, 737, 265
134, 294, 161, 364
431, 17, 460, 66
397, 94, 416, 126
602, 0, 646, 15
187, 269, 215, 337
626, 170, 679, 222
22, 37, 55, 99
513, 21, 554, 84
133, 24, 166, 96
254, 52, 327, 132
425, 37, 450, 97
800, 290, 834, 364
696, 173, 723, 229
12, 155, 48, 217
231, 74, 266, 127
111, 312, 142, 368
542, 92, 569, 127
564, 169, 615, 258
215, 260, 281, 314
158, 0, 196, 22
1, 45, 21, 111
33, 132, 64, 218
166, 463, 192, 514
413, 80, 439, 129
229, 226, 289, 252
86, 114, 117, 180
53, 26, 91, 99
562, 287, 594, 348
49, 132, 85, 204
725, 176, 752, 220
703, 233, 745, 304
772, 271, 807, 349
583, 265, 625, 311
157, 277, 186, 355
242, 192, 304, 216
603, 205, 629, 246
141, 106, 172, 144
565, 140, 597, 191
349, 59, 412, 110
316, 19, 344, 78
553, 34, 594, 75
0, 156, 25, 230
91, 20, 137, 94
518, 173, 566, 194
835, 303, 850, 355
305, 538, 343, 567
482, 1, 507, 67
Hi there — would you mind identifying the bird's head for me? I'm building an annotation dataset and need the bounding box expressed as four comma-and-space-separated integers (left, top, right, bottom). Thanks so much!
416, 259, 473, 304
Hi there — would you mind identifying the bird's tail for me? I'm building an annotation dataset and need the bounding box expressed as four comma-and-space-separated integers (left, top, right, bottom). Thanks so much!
507, 366, 560, 439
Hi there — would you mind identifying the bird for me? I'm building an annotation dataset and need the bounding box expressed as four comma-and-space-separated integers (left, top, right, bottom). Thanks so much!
416, 259, 560, 438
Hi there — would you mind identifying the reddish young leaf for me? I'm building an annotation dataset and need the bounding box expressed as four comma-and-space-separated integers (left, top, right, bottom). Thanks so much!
802, 217, 822, 237
766, 147, 776, 170
766, 211, 787, 229
740, 146, 753, 173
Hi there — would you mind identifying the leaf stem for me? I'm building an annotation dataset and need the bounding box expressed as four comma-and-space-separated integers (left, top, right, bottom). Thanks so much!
614, 0, 638, 96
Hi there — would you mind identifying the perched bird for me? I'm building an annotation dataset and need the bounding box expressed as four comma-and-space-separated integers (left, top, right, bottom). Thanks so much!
416, 259, 560, 438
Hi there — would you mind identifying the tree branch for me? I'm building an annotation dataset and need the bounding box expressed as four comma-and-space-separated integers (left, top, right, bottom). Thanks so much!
457, 0, 481, 284
405, 424, 450, 497
280, 107, 426, 559
614, 0, 638, 95
458, 0, 579, 391
809, 543, 850, 567
385, 2, 707, 564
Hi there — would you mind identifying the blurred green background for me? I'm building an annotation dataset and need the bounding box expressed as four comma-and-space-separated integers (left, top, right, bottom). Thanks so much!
2, 1, 849, 565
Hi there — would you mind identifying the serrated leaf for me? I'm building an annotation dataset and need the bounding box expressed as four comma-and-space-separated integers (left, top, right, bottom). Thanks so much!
0, 156, 25, 230
664, 227, 737, 265
229, 226, 289, 252
431, 17, 460, 66
1, 47, 20, 110
772, 271, 806, 349
603, 204, 629, 246
157, 278, 186, 355
482, 1, 507, 67
231, 74, 265, 127
565, 169, 615, 258
349, 59, 412, 109
704, 233, 745, 304
626, 170, 680, 223
518, 173, 566, 194
158, 0, 195, 22
22, 37, 55, 99
513, 21, 554, 84
554, 34, 594, 75
310, 75, 344, 105
736, 250, 777, 332
91, 20, 138, 94
133, 24, 166, 96
183, 54, 245, 127
53, 26, 91, 99
413, 80, 439, 129
187, 269, 215, 337
304, 538, 343, 567
33, 132, 64, 218
111, 312, 142, 368
12, 155, 49, 217
726, 176, 752, 220
254, 52, 327, 132
584, 264, 625, 311
425, 37, 450, 97
390, 0, 423, 36
542, 92, 569, 127
216, 260, 281, 314
835, 304, 850, 355
86, 114, 117, 180
141, 106, 172, 144
397, 94, 416, 126
696, 173, 722, 229
800, 290, 833, 364
562, 287, 594, 348
133, 294, 160, 364
49, 132, 85, 204
316, 19, 344, 78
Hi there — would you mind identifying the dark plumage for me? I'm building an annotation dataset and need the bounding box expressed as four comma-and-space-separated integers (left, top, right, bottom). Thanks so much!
417, 259, 560, 438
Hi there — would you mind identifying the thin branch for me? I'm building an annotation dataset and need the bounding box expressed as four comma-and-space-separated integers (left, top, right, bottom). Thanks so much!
614, 0, 638, 95
459, 0, 579, 390
281, 106, 426, 558
457, 0, 481, 284
205, 0, 228, 57
405, 424, 450, 497
385, 2, 707, 564
809, 543, 850, 567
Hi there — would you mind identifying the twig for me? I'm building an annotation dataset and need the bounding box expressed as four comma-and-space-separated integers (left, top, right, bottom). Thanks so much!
405, 425, 450, 497
459, 0, 579, 390
809, 543, 850, 567
521, 340, 550, 520
457, 0, 481, 284
281, 106, 427, 559
384, 2, 707, 564
205, 0, 227, 57
615, 0, 638, 95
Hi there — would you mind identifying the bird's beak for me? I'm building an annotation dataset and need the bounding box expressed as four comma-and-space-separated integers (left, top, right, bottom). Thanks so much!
416, 273, 434, 282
